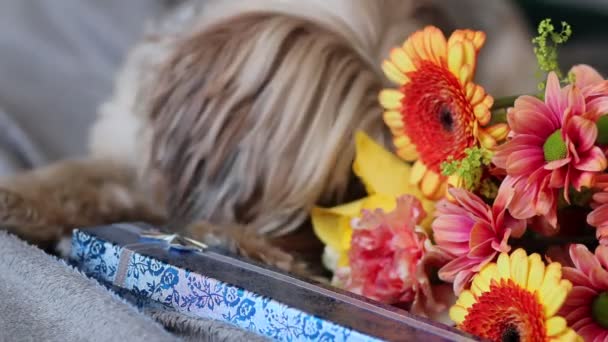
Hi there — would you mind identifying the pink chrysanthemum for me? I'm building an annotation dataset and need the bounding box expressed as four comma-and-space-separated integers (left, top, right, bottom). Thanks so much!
571, 65, 608, 112
560, 244, 608, 341
588, 176, 608, 246
493, 71, 608, 227
335, 195, 452, 317
432, 187, 526, 294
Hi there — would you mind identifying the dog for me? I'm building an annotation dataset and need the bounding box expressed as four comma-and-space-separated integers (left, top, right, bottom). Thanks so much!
0, 0, 538, 272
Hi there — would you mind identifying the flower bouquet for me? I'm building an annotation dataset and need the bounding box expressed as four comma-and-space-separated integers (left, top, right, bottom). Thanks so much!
312, 19, 608, 342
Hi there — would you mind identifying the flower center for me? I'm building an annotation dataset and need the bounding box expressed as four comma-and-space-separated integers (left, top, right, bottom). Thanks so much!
460, 279, 546, 342
543, 129, 567, 162
592, 291, 608, 329
501, 325, 521, 342
400, 61, 476, 172
596, 115, 608, 145
439, 106, 454, 132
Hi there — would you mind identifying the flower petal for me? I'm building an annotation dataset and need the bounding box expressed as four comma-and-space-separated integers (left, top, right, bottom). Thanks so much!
565, 286, 598, 306
527, 253, 546, 293
544, 158, 571, 171
497, 252, 511, 280
571, 171, 595, 192
410, 160, 426, 185
543, 279, 572, 317
432, 214, 475, 243
501, 176, 537, 220
570, 64, 604, 89
473, 103, 491, 126
509, 248, 529, 288
449, 305, 467, 325
478, 263, 500, 285
546, 316, 567, 337
562, 267, 593, 288
439, 257, 478, 282
383, 110, 403, 130
549, 167, 567, 188
566, 116, 597, 153
467, 84, 486, 106
468, 239, 495, 258
514, 95, 560, 128
587, 204, 608, 229
458, 65, 472, 84
485, 123, 509, 141
447, 41, 464, 76
354, 131, 413, 196
562, 305, 590, 324
390, 47, 416, 73
507, 150, 546, 175
469, 221, 495, 244
379, 89, 404, 110
455, 290, 475, 310
540, 262, 563, 298
590, 267, 608, 289
382, 60, 408, 85
311, 201, 363, 250
587, 98, 608, 119
493, 134, 544, 168
452, 269, 475, 295
545, 72, 567, 120
449, 188, 491, 219
596, 245, 608, 270
424, 26, 447, 63
569, 244, 601, 277
574, 147, 607, 172
421, 170, 443, 199
509, 108, 559, 137
566, 85, 586, 116
470, 267, 495, 296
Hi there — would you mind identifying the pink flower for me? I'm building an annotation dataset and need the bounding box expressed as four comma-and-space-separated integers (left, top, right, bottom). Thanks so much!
560, 244, 608, 341
493, 71, 608, 227
432, 187, 526, 294
587, 174, 608, 246
571, 65, 608, 114
336, 195, 452, 318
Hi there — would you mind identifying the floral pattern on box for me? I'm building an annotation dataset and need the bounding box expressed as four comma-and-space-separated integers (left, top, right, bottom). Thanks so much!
71, 229, 382, 342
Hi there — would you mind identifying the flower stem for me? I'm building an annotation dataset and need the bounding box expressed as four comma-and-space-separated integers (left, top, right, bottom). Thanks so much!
489, 109, 508, 125
492, 95, 520, 110
491, 92, 544, 111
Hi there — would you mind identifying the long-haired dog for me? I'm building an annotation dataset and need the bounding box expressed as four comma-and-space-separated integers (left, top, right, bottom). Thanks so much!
0, 0, 538, 272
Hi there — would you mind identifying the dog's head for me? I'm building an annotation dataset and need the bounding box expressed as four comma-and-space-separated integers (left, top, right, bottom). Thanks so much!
94, 0, 538, 237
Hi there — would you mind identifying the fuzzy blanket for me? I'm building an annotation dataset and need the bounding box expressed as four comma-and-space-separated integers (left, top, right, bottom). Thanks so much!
0, 231, 267, 342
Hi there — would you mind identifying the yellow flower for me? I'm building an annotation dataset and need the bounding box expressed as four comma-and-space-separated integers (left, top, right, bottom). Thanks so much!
450, 249, 581, 342
380, 26, 508, 199
312, 131, 434, 271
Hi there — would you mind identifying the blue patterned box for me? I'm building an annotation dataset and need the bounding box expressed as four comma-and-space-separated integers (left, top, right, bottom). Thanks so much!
70, 223, 473, 342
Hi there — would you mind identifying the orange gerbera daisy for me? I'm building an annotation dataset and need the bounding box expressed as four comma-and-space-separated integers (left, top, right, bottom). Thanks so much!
450, 249, 581, 341
380, 26, 508, 199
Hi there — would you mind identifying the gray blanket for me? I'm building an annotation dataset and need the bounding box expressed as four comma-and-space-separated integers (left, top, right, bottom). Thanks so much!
0, 231, 179, 342
0, 231, 267, 342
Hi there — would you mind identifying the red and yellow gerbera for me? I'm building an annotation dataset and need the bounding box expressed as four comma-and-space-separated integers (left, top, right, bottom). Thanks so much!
450, 249, 581, 341
380, 26, 508, 199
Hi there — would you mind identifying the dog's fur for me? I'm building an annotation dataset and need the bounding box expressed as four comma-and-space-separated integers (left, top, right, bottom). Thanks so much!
0, 0, 538, 271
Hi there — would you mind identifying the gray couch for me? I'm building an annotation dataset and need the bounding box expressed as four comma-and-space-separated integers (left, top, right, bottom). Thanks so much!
0, 1, 168, 166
